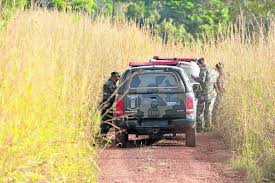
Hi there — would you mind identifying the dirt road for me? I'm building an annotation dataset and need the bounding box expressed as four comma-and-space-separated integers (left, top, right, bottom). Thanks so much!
97, 133, 245, 183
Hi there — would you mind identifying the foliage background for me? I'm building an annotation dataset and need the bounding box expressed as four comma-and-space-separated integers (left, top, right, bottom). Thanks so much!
1, 0, 274, 38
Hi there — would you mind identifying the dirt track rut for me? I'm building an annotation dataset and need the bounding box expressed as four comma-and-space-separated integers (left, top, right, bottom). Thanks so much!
97, 133, 245, 183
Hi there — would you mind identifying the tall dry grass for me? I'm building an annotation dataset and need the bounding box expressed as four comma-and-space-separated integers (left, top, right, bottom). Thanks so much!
182, 18, 275, 182
0, 10, 274, 182
0, 10, 178, 182
210, 21, 275, 182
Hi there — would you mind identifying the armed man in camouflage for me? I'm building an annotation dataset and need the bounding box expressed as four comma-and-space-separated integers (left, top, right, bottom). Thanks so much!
213, 62, 225, 124
191, 58, 211, 132
100, 71, 120, 134
215, 62, 225, 94
206, 66, 219, 128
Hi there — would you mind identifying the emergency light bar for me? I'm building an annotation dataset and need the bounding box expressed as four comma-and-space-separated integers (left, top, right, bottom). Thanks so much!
129, 61, 178, 67
153, 56, 198, 62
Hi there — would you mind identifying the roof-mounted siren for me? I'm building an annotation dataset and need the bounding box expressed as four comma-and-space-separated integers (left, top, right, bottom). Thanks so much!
153, 56, 198, 62
129, 61, 178, 67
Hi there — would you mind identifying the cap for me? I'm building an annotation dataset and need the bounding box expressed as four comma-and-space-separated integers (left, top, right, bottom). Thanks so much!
197, 58, 206, 66
217, 62, 224, 68
111, 71, 120, 78
215, 62, 224, 71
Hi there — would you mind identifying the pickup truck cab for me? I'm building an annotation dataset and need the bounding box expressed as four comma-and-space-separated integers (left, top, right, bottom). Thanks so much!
114, 61, 197, 147
150, 56, 201, 97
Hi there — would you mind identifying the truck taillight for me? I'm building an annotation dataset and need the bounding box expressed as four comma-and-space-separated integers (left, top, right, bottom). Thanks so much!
115, 99, 124, 117
186, 95, 194, 114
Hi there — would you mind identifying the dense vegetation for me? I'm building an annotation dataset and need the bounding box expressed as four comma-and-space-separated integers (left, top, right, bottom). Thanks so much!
0, 1, 274, 182
1, 0, 274, 39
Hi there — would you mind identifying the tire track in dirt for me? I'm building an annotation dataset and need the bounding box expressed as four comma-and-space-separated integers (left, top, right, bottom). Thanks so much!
97, 133, 245, 183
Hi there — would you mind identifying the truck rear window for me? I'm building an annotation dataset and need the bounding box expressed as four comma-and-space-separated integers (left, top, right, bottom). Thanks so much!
130, 72, 178, 88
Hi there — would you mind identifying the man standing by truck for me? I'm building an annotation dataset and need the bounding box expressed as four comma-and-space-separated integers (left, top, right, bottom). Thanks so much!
206, 65, 219, 128
191, 58, 211, 132
100, 71, 120, 135
213, 62, 225, 124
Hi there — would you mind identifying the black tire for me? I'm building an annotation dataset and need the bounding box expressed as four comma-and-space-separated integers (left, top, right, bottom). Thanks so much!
186, 127, 196, 147
113, 128, 128, 148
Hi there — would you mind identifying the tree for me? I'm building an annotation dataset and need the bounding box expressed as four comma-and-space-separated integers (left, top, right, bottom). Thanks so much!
51, 0, 96, 13
121, 0, 230, 42
125, 1, 146, 21
0, 0, 28, 27
226, 0, 275, 20
94, 0, 113, 15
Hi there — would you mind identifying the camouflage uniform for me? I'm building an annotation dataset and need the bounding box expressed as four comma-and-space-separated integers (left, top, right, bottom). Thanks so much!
205, 68, 219, 127
212, 71, 225, 124
102, 79, 117, 104
193, 65, 210, 129
126, 73, 185, 118
100, 78, 117, 134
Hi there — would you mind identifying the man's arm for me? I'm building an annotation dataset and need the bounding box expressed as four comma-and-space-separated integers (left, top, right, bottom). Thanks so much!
217, 76, 225, 93
102, 82, 109, 102
192, 70, 206, 83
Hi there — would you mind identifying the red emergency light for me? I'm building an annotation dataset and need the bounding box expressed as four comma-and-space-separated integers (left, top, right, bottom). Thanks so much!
153, 56, 197, 62
129, 61, 178, 67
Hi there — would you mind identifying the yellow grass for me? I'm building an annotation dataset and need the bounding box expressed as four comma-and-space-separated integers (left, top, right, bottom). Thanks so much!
0, 10, 274, 182
0, 10, 177, 182
211, 22, 275, 181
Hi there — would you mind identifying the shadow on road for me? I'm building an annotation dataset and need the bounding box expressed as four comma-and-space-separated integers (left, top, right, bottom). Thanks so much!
111, 135, 187, 148
124, 138, 161, 148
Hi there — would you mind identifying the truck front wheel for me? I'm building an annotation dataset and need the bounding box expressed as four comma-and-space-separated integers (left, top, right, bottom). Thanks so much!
113, 128, 128, 148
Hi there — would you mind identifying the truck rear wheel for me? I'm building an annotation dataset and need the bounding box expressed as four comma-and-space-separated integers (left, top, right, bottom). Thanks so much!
186, 127, 196, 147
113, 128, 128, 148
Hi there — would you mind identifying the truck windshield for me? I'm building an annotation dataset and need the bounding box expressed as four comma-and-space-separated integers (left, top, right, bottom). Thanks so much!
130, 72, 178, 88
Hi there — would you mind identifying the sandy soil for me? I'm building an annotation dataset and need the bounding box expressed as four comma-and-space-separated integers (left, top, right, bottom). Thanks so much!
97, 133, 246, 183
